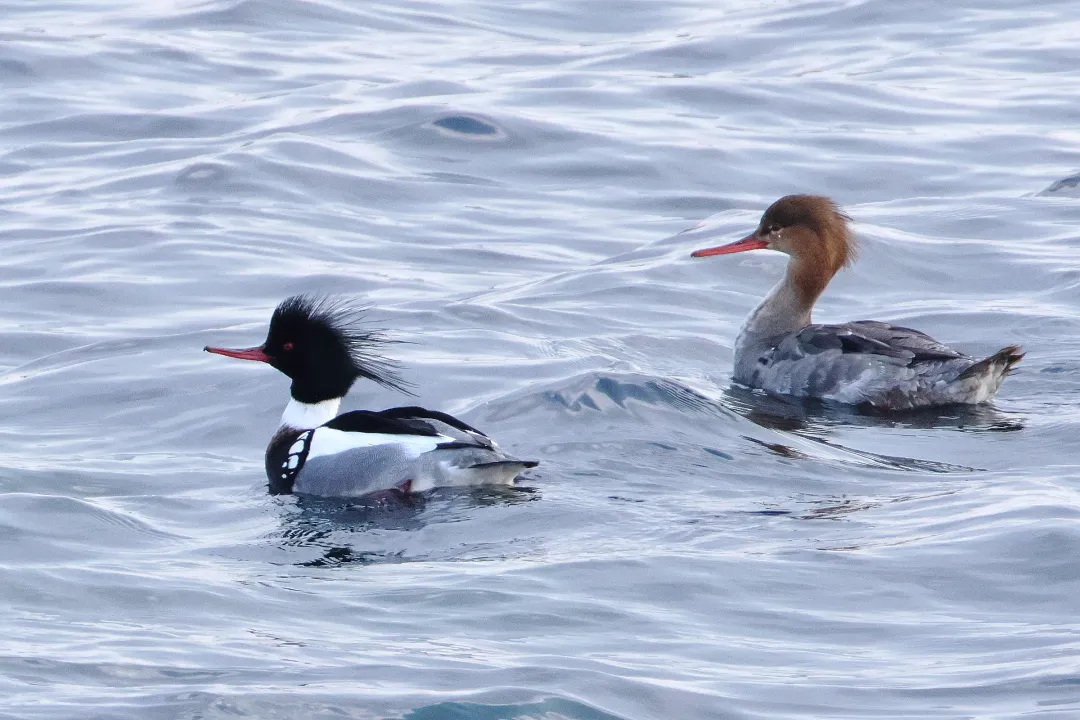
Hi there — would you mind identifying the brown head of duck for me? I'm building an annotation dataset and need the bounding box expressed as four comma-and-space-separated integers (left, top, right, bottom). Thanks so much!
692, 194, 857, 309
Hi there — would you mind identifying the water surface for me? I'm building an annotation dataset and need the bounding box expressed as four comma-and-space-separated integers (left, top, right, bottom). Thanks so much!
2, 1, 1080, 718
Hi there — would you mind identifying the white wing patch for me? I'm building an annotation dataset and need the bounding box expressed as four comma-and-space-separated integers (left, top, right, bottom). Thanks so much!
306, 427, 448, 461
278, 429, 313, 485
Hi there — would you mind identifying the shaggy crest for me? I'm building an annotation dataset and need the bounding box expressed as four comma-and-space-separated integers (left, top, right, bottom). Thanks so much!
269, 294, 412, 396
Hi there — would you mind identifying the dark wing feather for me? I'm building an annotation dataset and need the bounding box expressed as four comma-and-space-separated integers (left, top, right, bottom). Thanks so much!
844, 321, 968, 362
377, 406, 490, 438
324, 407, 495, 450
377, 406, 495, 450
322, 410, 440, 436
773, 321, 967, 367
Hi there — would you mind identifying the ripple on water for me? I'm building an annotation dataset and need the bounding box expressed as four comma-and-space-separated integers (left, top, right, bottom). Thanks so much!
2, 0, 1080, 719
1040, 172, 1080, 197
403, 698, 629, 720
429, 114, 504, 139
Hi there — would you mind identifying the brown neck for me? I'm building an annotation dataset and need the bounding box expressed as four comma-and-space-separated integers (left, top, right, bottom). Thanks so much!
738, 251, 838, 346
789, 253, 839, 310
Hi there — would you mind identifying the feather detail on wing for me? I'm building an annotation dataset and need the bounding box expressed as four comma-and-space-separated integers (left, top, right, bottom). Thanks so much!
768, 321, 969, 367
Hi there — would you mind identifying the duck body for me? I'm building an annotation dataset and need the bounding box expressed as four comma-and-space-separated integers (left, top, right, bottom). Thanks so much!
735, 318, 1020, 410
266, 402, 535, 497
693, 195, 1022, 409
207, 295, 536, 498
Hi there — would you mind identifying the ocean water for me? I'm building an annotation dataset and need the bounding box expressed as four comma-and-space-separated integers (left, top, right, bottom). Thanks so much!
2, 1, 1080, 718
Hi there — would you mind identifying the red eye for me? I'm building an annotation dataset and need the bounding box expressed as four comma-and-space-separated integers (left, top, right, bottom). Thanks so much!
283, 342, 294, 351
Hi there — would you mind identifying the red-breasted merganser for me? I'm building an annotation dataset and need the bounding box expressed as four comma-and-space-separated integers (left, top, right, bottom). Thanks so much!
690, 195, 1023, 409
205, 295, 537, 496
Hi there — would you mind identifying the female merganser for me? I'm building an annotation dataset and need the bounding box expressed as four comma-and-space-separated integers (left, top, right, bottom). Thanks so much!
690, 194, 1023, 409
205, 294, 537, 496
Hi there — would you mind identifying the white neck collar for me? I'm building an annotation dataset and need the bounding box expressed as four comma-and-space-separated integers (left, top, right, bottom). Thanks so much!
280, 397, 341, 430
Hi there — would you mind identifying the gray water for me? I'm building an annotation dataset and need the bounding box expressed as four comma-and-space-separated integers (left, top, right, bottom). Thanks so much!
2, 1, 1080, 718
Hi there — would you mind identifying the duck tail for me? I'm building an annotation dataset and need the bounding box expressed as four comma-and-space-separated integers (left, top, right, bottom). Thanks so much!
958, 345, 1024, 382
468, 459, 539, 470
456, 458, 537, 486
949, 345, 1023, 403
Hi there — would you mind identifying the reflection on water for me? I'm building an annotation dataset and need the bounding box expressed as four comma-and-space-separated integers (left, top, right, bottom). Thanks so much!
723, 385, 1025, 435
747, 495, 883, 521
277, 486, 540, 567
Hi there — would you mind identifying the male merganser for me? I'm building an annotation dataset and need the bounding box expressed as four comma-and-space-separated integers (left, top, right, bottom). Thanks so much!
205, 294, 537, 496
690, 195, 1023, 409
